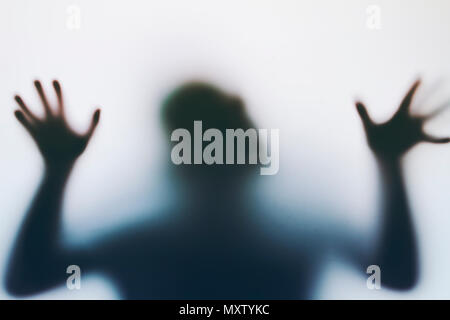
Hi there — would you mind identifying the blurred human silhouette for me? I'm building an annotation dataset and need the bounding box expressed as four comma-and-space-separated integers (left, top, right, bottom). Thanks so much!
5, 79, 449, 298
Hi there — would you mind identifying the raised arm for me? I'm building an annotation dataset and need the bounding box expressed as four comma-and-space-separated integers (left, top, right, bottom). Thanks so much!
353, 79, 449, 289
5, 80, 100, 296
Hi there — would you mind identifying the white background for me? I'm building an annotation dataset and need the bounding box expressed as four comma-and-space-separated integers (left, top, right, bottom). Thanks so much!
0, 0, 450, 299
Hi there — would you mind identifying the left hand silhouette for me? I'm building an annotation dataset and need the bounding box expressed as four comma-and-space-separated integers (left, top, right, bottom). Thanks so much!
356, 79, 449, 159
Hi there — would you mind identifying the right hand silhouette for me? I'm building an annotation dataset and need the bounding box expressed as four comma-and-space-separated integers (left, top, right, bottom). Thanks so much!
14, 80, 101, 168
356, 79, 449, 160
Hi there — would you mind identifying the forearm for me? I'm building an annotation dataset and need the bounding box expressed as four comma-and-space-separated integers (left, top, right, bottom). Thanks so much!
374, 157, 418, 289
6, 162, 74, 294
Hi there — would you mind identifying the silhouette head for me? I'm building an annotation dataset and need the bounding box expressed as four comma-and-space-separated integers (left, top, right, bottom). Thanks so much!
161, 82, 258, 185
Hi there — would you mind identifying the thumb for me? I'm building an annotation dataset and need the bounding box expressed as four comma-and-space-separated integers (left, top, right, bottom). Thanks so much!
355, 101, 373, 130
84, 109, 101, 140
